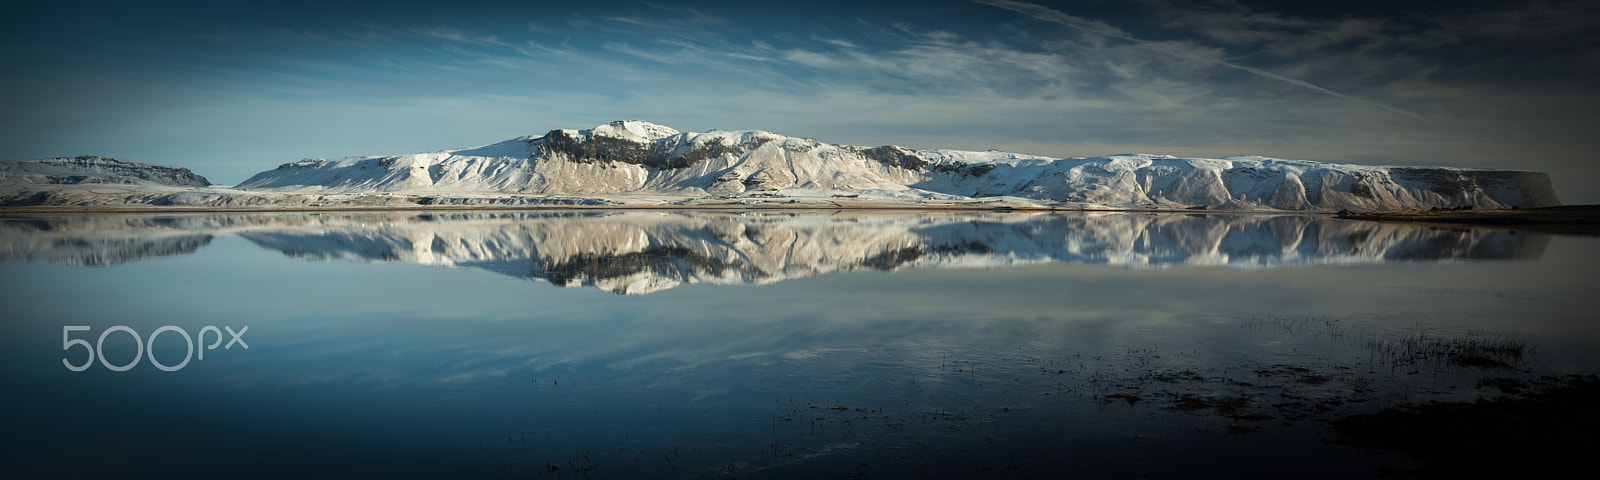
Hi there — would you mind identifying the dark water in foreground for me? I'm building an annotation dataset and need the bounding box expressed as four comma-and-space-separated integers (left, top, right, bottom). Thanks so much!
1, 211, 1596, 478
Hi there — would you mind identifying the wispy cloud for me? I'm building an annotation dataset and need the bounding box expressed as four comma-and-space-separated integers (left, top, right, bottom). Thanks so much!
811, 35, 859, 49
972, 0, 1432, 122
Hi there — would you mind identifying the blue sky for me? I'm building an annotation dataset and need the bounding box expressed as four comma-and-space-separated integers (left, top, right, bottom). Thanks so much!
4, 0, 1597, 202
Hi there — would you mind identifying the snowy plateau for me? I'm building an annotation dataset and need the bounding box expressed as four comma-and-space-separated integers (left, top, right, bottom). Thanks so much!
0, 155, 210, 188
2, 121, 1562, 211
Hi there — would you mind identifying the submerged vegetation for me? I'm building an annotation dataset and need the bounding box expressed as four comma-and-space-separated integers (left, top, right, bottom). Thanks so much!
499, 314, 1558, 478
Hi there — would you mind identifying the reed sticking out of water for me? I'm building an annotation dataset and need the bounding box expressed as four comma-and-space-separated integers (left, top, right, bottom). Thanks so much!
1365, 330, 1528, 369
1245, 315, 1531, 370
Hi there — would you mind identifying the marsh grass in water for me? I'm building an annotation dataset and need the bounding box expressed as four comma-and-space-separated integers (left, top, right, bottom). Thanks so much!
1364, 330, 1528, 369
1071, 316, 1544, 436
1244, 316, 1533, 371
491, 314, 1561, 478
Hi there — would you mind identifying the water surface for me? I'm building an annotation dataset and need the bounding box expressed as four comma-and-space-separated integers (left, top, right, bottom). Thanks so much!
1, 211, 1595, 478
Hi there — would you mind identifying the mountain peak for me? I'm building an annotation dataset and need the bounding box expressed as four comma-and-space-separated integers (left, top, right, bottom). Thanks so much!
585, 120, 681, 142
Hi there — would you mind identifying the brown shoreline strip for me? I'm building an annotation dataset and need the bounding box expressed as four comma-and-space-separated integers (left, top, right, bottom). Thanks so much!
0, 204, 1270, 215
1337, 205, 1600, 236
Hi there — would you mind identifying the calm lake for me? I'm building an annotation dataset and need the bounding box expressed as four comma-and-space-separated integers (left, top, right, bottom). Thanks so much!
2, 210, 1596, 478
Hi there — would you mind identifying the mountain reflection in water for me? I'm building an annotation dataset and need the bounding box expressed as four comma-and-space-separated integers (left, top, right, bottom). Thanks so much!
2, 209, 1594, 479
0, 211, 1547, 294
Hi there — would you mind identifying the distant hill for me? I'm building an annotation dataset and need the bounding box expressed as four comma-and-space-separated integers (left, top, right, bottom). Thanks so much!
1, 155, 211, 187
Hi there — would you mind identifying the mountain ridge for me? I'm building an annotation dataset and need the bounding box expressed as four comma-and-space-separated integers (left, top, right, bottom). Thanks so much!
235, 120, 1559, 212
1, 120, 1561, 211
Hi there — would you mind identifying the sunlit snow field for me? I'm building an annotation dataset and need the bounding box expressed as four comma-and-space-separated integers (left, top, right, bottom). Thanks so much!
1, 211, 1596, 478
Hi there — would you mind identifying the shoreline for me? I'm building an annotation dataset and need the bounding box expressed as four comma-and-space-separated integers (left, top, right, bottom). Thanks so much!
0, 203, 1273, 215
6, 200, 1598, 234
1338, 204, 1600, 236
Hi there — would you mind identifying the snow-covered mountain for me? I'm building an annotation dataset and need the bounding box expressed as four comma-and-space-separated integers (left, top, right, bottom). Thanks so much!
0, 155, 219, 207
237, 120, 1559, 211
1, 211, 1547, 294
1, 155, 210, 187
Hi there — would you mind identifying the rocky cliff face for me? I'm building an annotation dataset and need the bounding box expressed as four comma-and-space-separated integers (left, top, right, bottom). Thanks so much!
0, 155, 211, 187
235, 121, 1560, 212
911, 154, 1562, 212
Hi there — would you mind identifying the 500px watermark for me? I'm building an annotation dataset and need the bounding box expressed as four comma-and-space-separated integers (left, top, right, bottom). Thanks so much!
62, 325, 248, 372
